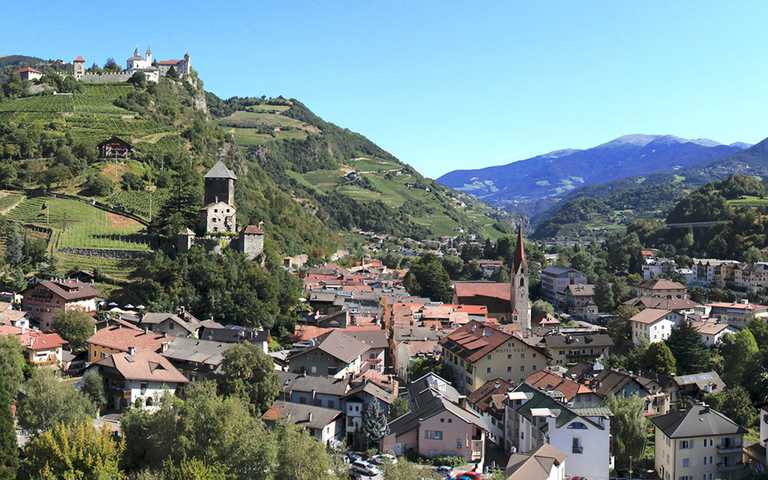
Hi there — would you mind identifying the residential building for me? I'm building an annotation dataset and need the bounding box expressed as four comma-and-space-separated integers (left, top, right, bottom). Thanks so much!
637, 278, 688, 299
745, 402, 768, 473
708, 301, 768, 329
16, 67, 43, 81
473, 259, 504, 279
505, 443, 567, 480
160, 336, 236, 380
198, 320, 269, 351
22, 279, 100, 331
505, 383, 612, 480
0, 325, 66, 368
651, 403, 746, 480
467, 378, 513, 445
565, 284, 598, 320
691, 320, 736, 347
0, 303, 30, 328
129, 309, 201, 338
692, 258, 740, 287
288, 329, 369, 378
86, 324, 168, 363
540, 332, 613, 366
667, 371, 725, 407
343, 329, 388, 374
92, 348, 188, 410
540, 266, 588, 308
382, 373, 488, 462
567, 365, 670, 415
278, 372, 350, 410
262, 400, 344, 446
343, 378, 397, 447
440, 320, 546, 394
642, 257, 678, 281
623, 296, 703, 316
525, 369, 601, 408
734, 262, 768, 293
629, 308, 683, 345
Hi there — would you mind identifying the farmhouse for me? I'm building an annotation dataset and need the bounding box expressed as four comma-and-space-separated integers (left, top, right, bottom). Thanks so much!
16, 67, 43, 82
21, 279, 101, 331
97, 136, 134, 159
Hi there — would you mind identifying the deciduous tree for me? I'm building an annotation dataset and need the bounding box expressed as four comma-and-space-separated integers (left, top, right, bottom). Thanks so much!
16, 369, 95, 435
52, 310, 94, 352
606, 395, 648, 472
217, 343, 280, 414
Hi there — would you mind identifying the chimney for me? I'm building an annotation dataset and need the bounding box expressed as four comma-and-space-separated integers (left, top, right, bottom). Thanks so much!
128, 346, 136, 356
483, 328, 490, 337
307, 412, 313, 422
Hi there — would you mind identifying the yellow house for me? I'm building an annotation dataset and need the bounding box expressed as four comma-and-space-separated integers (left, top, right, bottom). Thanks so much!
440, 321, 546, 394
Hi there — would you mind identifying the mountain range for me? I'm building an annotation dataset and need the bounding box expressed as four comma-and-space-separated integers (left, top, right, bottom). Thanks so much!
437, 134, 751, 217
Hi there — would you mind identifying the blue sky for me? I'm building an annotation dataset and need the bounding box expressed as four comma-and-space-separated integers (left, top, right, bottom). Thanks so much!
4, 1, 768, 177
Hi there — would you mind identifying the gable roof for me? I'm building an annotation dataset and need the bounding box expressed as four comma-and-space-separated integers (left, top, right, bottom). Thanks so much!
440, 320, 517, 364
204, 160, 237, 180
0, 326, 66, 351
161, 336, 236, 366
289, 329, 369, 364
468, 378, 513, 412
506, 443, 566, 480
542, 333, 613, 349
641, 278, 687, 290
140, 312, 200, 334
26, 279, 100, 301
672, 371, 725, 392
590, 369, 652, 397
624, 296, 701, 311
651, 404, 746, 438
262, 401, 342, 429
87, 326, 167, 353
278, 372, 350, 397
525, 370, 592, 402
453, 281, 511, 302
566, 284, 594, 296
629, 308, 674, 325
513, 383, 609, 430
96, 136, 134, 149
95, 350, 188, 384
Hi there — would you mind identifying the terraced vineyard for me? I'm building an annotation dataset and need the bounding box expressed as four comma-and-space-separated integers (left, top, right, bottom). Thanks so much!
218, 109, 317, 146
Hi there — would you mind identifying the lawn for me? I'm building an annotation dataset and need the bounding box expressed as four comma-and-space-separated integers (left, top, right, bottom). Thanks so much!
5, 197, 149, 251
218, 110, 309, 129
226, 127, 308, 146
728, 195, 768, 207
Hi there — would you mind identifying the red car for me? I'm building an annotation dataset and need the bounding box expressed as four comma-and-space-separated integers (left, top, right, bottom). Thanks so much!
454, 473, 482, 480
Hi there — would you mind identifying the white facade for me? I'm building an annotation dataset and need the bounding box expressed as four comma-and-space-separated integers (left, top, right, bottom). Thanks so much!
125, 381, 175, 410
654, 425, 743, 480
631, 312, 682, 346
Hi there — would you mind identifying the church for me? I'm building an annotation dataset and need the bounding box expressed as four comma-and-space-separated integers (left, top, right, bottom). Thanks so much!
177, 160, 265, 261
73, 47, 192, 83
452, 227, 531, 331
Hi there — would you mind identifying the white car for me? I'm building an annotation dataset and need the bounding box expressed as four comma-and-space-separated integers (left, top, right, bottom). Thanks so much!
370, 454, 398, 465
351, 460, 382, 477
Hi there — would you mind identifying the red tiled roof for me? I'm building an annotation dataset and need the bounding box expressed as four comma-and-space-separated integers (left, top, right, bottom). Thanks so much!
157, 59, 182, 65
440, 320, 514, 363
453, 282, 511, 302
26, 279, 100, 301
0, 326, 65, 351
87, 326, 168, 353
16, 67, 41, 74
629, 308, 673, 325
95, 350, 188, 383
709, 302, 767, 311
641, 278, 687, 291
73, 56, 85, 62
526, 369, 590, 401
243, 225, 263, 234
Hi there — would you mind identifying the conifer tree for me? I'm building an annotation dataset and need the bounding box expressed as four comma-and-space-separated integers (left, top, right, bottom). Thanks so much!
361, 400, 389, 450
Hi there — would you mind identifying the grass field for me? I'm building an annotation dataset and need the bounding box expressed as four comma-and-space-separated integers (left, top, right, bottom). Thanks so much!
226, 127, 308, 146
728, 195, 768, 207
5, 197, 149, 251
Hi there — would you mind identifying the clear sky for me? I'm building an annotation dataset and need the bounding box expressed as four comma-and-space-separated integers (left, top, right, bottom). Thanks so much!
4, 1, 768, 177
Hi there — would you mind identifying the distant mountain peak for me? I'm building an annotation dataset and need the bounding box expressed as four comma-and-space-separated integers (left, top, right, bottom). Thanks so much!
598, 134, 724, 149
730, 142, 753, 150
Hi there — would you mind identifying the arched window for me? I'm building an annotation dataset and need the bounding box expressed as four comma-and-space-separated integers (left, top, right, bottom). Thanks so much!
568, 421, 587, 430
145, 397, 153, 407
519, 277, 525, 287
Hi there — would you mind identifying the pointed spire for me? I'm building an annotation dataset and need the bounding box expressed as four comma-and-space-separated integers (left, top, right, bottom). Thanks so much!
133, 47, 139, 57
513, 224, 526, 272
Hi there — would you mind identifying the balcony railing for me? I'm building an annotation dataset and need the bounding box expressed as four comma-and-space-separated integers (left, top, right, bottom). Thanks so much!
717, 443, 743, 454
470, 440, 483, 460
717, 461, 745, 472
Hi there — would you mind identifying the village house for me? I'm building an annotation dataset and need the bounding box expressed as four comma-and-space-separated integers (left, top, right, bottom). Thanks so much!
708, 300, 768, 329
691, 320, 736, 346
382, 373, 489, 462
623, 295, 703, 317
666, 371, 725, 408
160, 336, 237, 381
505, 383, 613, 480
524, 369, 601, 408
0, 325, 66, 368
288, 329, 370, 378
636, 278, 688, 299
567, 364, 670, 415
16, 67, 43, 82
505, 443, 567, 480
467, 378, 513, 445
565, 284, 598, 320
440, 320, 546, 394
262, 401, 344, 446
0, 302, 30, 328
343, 377, 397, 447
472, 259, 504, 279
97, 136, 134, 159
22, 279, 101, 331
91, 348, 189, 410
540, 332, 613, 366
278, 372, 350, 410
540, 266, 588, 308
128, 309, 201, 338
642, 257, 678, 280
734, 261, 768, 293
198, 320, 269, 352
651, 403, 746, 480
86, 324, 169, 363
629, 308, 684, 346
692, 258, 741, 287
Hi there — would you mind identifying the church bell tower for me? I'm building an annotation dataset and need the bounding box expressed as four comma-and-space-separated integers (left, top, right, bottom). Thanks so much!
511, 225, 531, 331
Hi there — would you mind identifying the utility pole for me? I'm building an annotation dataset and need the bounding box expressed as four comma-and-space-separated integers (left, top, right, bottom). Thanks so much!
629, 455, 633, 480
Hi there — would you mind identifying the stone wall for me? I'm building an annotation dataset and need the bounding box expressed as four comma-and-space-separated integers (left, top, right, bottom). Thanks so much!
78, 72, 133, 84
58, 247, 149, 259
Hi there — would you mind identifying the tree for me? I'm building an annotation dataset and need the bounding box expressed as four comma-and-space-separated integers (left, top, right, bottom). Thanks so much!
0, 337, 24, 480
104, 57, 120, 72
704, 386, 757, 428
149, 165, 202, 242
122, 171, 145, 191
384, 460, 440, 480
641, 341, 677, 376
81, 369, 106, 410
403, 254, 452, 302
120, 397, 180, 472
128, 71, 147, 88
274, 425, 334, 480
719, 329, 759, 386
361, 401, 389, 450
595, 276, 616, 312
20, 421, 123, 480
749, 318, 768, 345
161, 459, 228, 480
609, 305, 638, 353
165, 66, 179, 79
389, 397, 408, 421
667, 321, 712, 375
606, 395, 648, 472
52, 310, 94, 352
84, 173, 114, 196
217, 343, 280, 414
16, 369, 95, 435
531, 299, 554, 319
4, 223, 24, 267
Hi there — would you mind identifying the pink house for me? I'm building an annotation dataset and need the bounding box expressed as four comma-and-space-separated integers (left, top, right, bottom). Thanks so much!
382, 373, 487, 462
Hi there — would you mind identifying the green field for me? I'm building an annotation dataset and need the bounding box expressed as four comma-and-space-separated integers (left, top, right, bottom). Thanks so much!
226, 126, 308, 146
5, 197, 149, 251
728, 195, 768, 207
218, 110, 309, 129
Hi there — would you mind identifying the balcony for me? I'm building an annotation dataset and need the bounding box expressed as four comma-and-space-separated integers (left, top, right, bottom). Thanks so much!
469, 440, 483, 461
717, 442, 743, 454
717, 461, 745, 472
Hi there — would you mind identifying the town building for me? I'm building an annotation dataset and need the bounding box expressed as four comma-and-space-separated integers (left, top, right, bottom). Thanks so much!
86, 324, 168, 363
540, 266, 588, 307
467, 378, 514, 445
160, 336, 237, 381
651, 403, 746, 480
567, 365, 670, 415
92, 348, 188, 410
708, 301, 768, 329
505, 383, 613, 480
636, 278, 688, 299
629, 308, 683, 346
22, 279, 101, 331
691, 320, 736, 347
540, 332, 613, 366
128, 309, 201, 338
262, 400, 344, 446
734, 262, 768, 293
505, 443, 567, 480
525, 369, 601, 408
441, 320, 546, 394
565, 284, 598, 320
288, 329, 370, 378
16, 67, 43, 82
666, 371, 725, 408
382, 373, 488, 462
177, 161, 265, 261
692, 258, 741, 287
0, 325, 66, 368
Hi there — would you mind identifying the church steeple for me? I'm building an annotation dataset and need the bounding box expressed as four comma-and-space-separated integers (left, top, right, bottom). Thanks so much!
511, 224, 530, 331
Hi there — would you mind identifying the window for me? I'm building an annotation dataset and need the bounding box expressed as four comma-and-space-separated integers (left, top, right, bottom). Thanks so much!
568, 422, 587, 430
456, 438, 463, 449
519, 365, 524, 372
486, 367, 492, 374
572, 437, 583, 454
680, 440, 691, 449
682, 458, 690, 468
424, 430, 443, 440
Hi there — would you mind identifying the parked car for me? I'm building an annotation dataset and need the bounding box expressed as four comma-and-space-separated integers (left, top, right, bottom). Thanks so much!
351, 460, 382, 477
454, 472, 482, 480
370, 454, 397, 465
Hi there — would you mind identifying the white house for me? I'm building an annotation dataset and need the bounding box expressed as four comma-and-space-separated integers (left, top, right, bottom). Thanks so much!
629, 308, 683, 346
506, 443, 567, 480
505, 384, 612, 480
691, 320, 735, 347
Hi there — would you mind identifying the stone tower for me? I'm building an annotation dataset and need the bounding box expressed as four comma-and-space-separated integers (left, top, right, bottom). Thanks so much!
73, 56, 85, 80
510, 225, 531, 331
145, 46, 153, 65
204, 160, 237, 206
